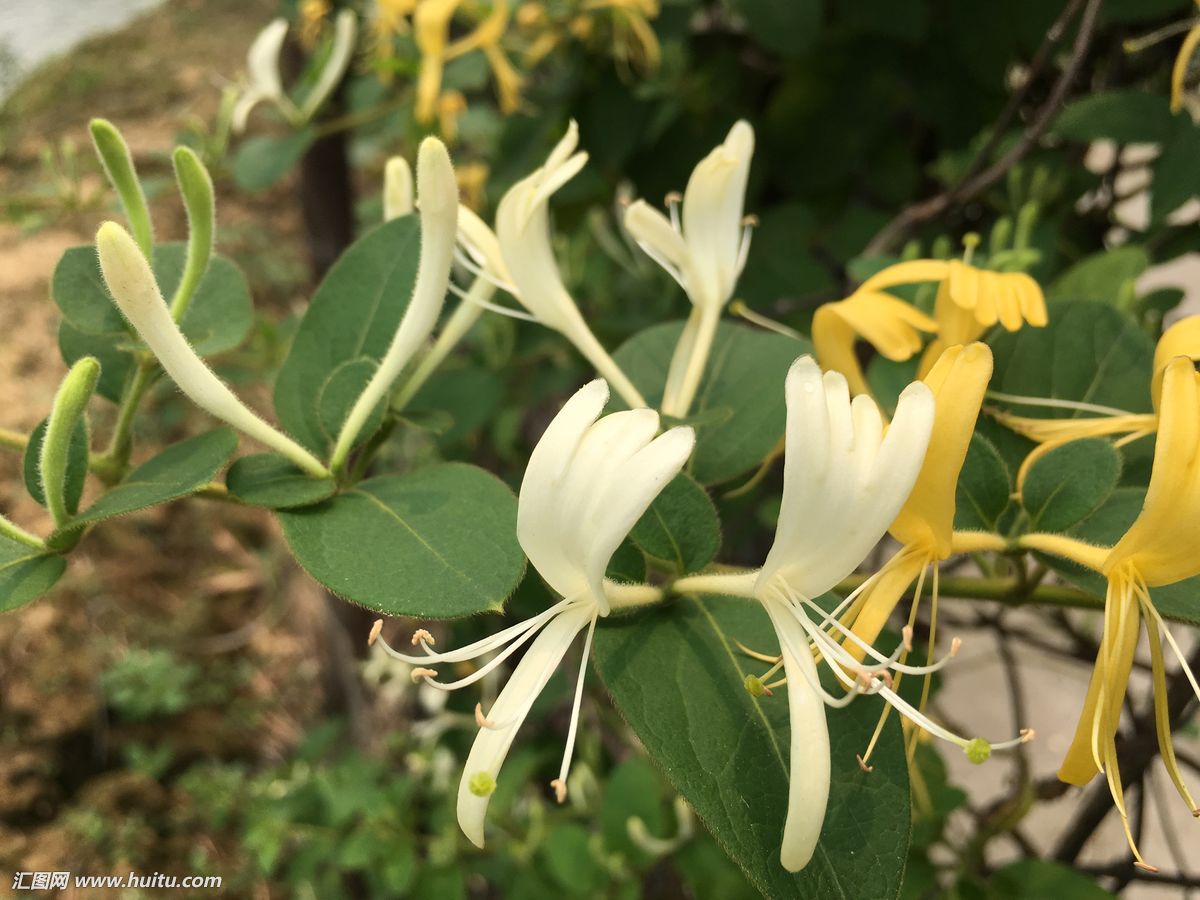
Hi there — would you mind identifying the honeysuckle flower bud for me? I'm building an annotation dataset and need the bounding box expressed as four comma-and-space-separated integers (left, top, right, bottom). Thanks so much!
1019, 356, 1200, 871
42, 357, 101, 528
298, 9, 358, 121
624, 121, 755, 417
383, 156, 414, 221
675, 353, 1028, 871
232, 18, 291, 132
89, 118, 154, 259
495, 121, 646, 408
331, 137, 458, 471
96, 221, 329, 478
374, 379, 694, 848
992, 315, 1200, 488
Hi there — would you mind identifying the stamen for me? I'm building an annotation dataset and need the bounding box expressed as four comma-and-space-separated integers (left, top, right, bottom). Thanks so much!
735, 215, 756, 276
985, 389, 1136, 418
729, 300, 802, 340
368, 619, 383, 647
448, 277, 540, 322
632, 238, 688, 292
856, 754, 874, 773
411, 627, 435, 647
550, 778, 568, 803
734, 639, 782, 664
452, 244, 521, 297
411, 666, 438, 682
664, 191, 682, 233
1134, 861, 1160, 873
474, 702, 495, 728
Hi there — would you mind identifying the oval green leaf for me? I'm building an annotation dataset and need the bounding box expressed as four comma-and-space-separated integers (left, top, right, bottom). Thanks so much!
0, 538, 67, 613
278, 463, 525, 618
593, 594, 911, 900
629, 472, 721, 574
22, 418, 89, 514
226, 454, 337, 509
1021, 438, 1121, 532
953, 433, 1012, 533
274, 216, 421, 455
613, 321, 808, 485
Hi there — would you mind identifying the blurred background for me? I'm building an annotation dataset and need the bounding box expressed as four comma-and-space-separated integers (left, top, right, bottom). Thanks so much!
2, 0, 1199, 897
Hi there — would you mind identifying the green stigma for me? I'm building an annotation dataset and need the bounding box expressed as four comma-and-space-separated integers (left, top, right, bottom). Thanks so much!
964, 738, 992, 765
468, 771, 496, 797
744, 675, 767, 697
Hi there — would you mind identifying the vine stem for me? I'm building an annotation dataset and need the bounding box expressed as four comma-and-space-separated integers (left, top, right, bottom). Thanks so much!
92, 358, 157, 484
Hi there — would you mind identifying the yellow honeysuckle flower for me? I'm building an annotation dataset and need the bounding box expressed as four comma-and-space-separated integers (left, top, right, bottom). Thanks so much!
446, 0, 524, 114
812, 290, 937, 400
299, 0, 332, 49
991, 315, 1200, 487
1019, 356, 1200, 871
437, 90, 468, 141
414, 0, 461, 123
838, 344, 1010, 767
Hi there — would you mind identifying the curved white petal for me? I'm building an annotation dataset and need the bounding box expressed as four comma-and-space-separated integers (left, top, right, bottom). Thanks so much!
764, 598, 830, 872
624, 200, 691, 278
458, 206, 511, 282
246, 18, 288, 102
383, 156, 413, 221
681, 120, 754, 309
757, 356, 933, 598
456, 604, 594, 847
517, 380, 610, 598
580, 425, 695, 612
300, 9, 359, 120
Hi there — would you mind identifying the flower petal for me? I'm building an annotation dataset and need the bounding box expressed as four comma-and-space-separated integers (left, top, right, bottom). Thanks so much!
456, 604, 594, 847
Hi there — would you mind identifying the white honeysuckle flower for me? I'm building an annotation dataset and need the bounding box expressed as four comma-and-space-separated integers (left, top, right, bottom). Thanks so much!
95, 221, 328, 478
373, 378, 695, 848
232, 18, 291, 133
383, 156, 414, 221
495, 121, 647, 408
675, 356, 1031, 871
233, 9, 358, 133
330, 137, 459, 471
298, 9, 359, 121
624, 121, 755, 418
624, 120, 755, 313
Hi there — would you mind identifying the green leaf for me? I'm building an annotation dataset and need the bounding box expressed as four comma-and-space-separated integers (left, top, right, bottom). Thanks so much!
52, 243, 252, 354
954, 434, 1011, 532
540, 823, 604, 896
1152, 120, 1200, 223
986, 859, 1115, 899
613, 321, 807, 485
629, 473, 720, 574
232, 130, 316, 192
274, 216, 420, 455
54, 430, 238, 539
58, 321, 134, 403
1021, 438, 1121, 532
732, 0, 822, 59
989, 301, 1154, 417
225, 454, 337, 509
1051, 90, 1176, 144
0, 539, 67, 612
22, 419, 89, 514
1048, 248, 1148, 305
1044, 487, 1200, 625
593, 594, 911, 899
278, 463, 525, 617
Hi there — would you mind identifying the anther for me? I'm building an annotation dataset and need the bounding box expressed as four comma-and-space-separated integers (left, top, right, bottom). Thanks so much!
550, 778, 568, 803
664, 191, 682, 206
950, 637, 962, 657
856, 754, 874, 774
1134, 861, 1160, 873
617, 195, 631, 208
468, 771, 496, 797
741, 213, 759, 227
475, 702, 496, 729
1019, 728, 1036, 743
410, 666, 438, 682
411, 628, 435, 647
368, 620, 383, 646
901, 626, 914, 652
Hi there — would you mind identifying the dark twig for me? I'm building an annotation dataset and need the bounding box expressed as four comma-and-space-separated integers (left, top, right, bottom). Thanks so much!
1076, 864, 1200, 889
863, 0, 1104, 255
